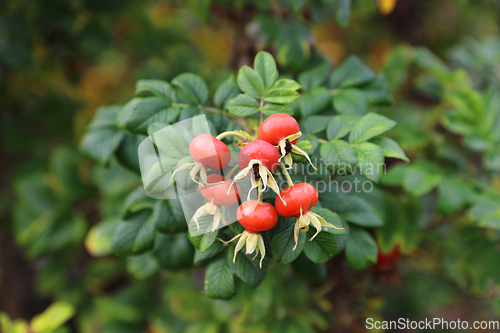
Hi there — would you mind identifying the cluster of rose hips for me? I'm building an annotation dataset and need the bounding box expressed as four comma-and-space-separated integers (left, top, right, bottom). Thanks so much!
172, 113, 343, 268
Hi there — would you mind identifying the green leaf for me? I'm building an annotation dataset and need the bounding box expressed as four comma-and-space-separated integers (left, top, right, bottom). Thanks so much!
93, 287, 149, 323
297, 139, 313, 152
144, 158, 178, 195
112, 209, 155, 256
464, 134, 493, 152
172, 73, 209, 105
304, 230, 338, 264
152, 200, 187, 233
330, 56, 374, 88
234, 251, 267, 288
262, 103, 294, 116
153, 232, 194, 270
414, 47, 448, 74
290, 0, 308, 13
336, 0, 351, 28
332, 89, 367, 116
272, 78, 302, 90
187, 0, 210, 21
31, 302, 74, 333
438, 179, 468, 216
149, 124, 189, 158
349, 113, 397, 143
135, 80, 176, 101
147, 121, 167, 136
485, 148, 500, 171
370, 137, 409, 162
85, 218, 120, 257
118, 97, 180, 134
403, 165, 442, 196
80, 106, 125, 164
193, 241, 225, 266
299, 87, 331, 117
305, 116, 332, 134
310, 206, 346, 234
214, 75, 240, 109
327, 115, 359, 140
0, 313, 15, 333
188, 231, 202, 249
227, 94, 260, 117
298, 62, 330, 91
292, 253, 327, 283
254, 51, 279, 89
381, 164, 407, 186
272, 224, 306, 264
116, 133, 145, 174
360, 74, 393, 106
468, 202, 500, 229
264, 88, 300, 104
276, 20, 310, 67
354, 142, 385, 183
237, 66, 265, 99
345, 225, 377, 270
376, 199, 408, 252
322, 194, 383, 227
229, 221, 245, 234
442, 110, 476, 136
126, 253, 158, 280
190, 115, 212, 137
179, 105, 200, 121
204, 252, 235, 300
320, 140, 357, 175
199, 229, 219, 252
383, 45, 415, 89
87, 105, 122, 130
122, 187, 155, 217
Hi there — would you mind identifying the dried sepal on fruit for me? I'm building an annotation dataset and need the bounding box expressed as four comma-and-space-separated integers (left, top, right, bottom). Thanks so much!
191, 199, 224, 231
274, 182, 344, 250
292, 206, 340, 250
191, 174, 240, 232
277, 131, 317, 169
172, 161, 208, 185
223, 231, 267, 268
229, 140, 286, 204
229, 159, 284, 204
220, 200, 278, 268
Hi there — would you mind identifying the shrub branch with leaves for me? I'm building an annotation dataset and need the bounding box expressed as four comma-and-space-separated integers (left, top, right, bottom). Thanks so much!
80, 51, 408, 300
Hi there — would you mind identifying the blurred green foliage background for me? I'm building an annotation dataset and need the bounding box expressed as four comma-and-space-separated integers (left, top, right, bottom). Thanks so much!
1, 0, 500, 332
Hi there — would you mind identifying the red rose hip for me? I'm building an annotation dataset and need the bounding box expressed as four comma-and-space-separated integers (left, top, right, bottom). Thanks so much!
237, 200, 278, 233
258, 113, 300, 145
238, 140, 280, 173
274, 182, 318, 218
201, 174, 240, 206
189, 133, 231, 170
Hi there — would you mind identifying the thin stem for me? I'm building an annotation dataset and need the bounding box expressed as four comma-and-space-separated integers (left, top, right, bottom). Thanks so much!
225, 164, 240, 179
257, 181, 263, 203
318, 138, 328, 143
216, 131, 249, 141
259, 98, 264, 124
279, 162, 294, 187
172, 102, 229, 116
202, 106, 226, 113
